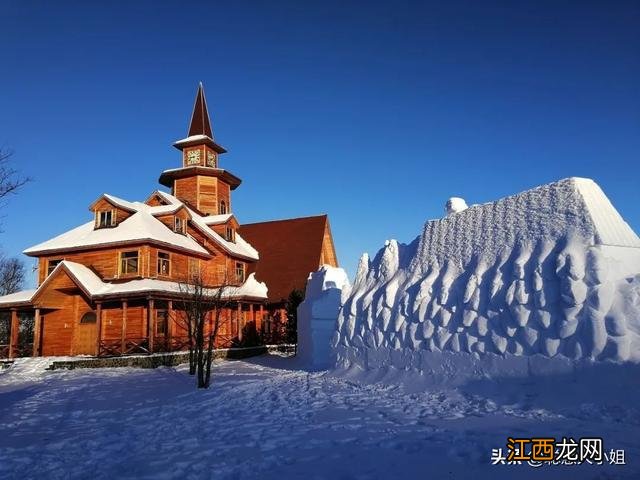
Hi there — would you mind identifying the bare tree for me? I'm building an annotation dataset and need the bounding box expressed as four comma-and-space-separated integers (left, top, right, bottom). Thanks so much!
0, 149, 30, 204
173, 270, 237, 389
0, 257, 25, 295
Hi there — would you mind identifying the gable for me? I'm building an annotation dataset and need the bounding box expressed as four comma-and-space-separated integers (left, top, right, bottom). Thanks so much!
240, 215, 338, 303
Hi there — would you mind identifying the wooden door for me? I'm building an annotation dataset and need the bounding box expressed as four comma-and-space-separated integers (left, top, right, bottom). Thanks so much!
74, 312, 97, 355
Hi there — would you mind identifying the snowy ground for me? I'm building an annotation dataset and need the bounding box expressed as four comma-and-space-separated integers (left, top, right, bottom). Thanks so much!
1, 355, 639, 479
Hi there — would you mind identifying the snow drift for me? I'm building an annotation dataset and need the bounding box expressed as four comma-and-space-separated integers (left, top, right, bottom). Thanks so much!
333, 177, 640, 382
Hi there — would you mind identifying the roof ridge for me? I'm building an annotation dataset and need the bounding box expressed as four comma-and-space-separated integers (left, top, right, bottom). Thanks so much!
241, 214, 328, 227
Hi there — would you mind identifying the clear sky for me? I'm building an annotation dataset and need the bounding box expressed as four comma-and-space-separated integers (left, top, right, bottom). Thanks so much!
1, 1, 639, 287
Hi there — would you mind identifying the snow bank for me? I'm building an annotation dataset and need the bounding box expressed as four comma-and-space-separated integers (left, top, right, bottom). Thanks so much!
297, 266, 350, 370
333, 178, 640, 383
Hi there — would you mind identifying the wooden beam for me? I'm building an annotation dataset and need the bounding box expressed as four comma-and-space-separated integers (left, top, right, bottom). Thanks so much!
95, 302, 102, 357
237, 302, 242, 342
258, 304, 264, 333
9, 309, 19, 359
148, 298, 155, 353
167, 300, 173, 345
33, 308, 41, 357
121, 300, 128, 355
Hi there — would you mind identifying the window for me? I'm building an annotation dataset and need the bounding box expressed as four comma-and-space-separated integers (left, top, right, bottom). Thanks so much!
188, 258, 199, 279
119, 250, 139, 275
174, 217, 186, 235
225, 227, 235, 243
47, 259, 62, 276
219, 200, 227, 215
156, 310, 168, 336
80, 312, 97, 324
235, 262, 245, 283
96, 210, 116, 228
157, 252, 170, 276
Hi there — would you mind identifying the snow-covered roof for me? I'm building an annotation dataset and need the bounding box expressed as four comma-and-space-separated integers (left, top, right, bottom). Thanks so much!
173, 134, 213, 146
24, 191, 259, 261
0, 289, 37, 306
202, 213, 234, 225
24, 211, 209, 257
0, 261, 268, 306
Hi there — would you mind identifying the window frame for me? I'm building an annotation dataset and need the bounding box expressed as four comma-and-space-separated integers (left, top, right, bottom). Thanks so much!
225, 226, 235, 243
47, 259, 62, 276
119, 250, 140, 276
174, 217, 186, 235
96, 209, 116, 228
219, 200, 227, 215
235, 262, 245, 283
156, 309, 168, 336
80, 312, 97, 324
157, 251, 171, 277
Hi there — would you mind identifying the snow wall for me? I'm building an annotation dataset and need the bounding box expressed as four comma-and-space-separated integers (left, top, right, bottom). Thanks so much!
333, 178, 640, 383
297, 266, 350, 370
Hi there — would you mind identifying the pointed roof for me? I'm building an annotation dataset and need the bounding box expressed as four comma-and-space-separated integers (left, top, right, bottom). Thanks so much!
188, 82, 213, 138
173, 83, 227, 153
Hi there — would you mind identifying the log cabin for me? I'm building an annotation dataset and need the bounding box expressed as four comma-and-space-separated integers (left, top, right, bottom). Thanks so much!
0, 84, 338, 358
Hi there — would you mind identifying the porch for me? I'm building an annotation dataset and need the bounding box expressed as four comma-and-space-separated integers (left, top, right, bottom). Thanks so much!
0, 297, 266, 359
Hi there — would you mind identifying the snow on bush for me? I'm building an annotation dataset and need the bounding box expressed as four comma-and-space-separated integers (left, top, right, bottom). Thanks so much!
333, 178, 640, 380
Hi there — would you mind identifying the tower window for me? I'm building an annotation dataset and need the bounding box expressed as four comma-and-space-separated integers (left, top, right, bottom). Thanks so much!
96, 210, 116, 228
119, 251, 139, 275
157, 252, 170, 276
235, 262, 245, 283
174, 217, 186, 234
219, 200, 227, 215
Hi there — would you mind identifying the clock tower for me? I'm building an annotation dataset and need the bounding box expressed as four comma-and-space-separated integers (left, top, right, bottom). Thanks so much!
159, 83, 241, 216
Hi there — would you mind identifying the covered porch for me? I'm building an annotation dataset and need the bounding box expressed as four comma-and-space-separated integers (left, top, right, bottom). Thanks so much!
0, 296, 265, 359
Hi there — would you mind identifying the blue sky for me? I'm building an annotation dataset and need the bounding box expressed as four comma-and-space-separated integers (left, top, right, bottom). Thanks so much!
1, 1, 639, 286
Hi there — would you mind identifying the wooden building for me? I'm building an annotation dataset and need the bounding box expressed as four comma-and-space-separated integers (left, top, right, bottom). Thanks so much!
0, 84, 338, 358
240, 215, 338, 337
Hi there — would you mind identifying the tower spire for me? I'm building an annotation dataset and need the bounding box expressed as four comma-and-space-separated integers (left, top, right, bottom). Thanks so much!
188, 82, 213, 138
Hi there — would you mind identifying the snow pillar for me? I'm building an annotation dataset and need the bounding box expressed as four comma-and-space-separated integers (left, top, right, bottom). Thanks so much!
297, 266, 350, 370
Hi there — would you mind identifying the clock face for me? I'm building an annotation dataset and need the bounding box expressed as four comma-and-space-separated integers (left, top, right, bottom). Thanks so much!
206, 151, 216, 167
187, 149, 201, 165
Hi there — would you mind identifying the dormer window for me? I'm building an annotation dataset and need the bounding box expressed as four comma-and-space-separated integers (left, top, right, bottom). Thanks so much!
225, 226, 235, 243
219, 200, 227, 215
96, 210, 116, 228
174, 217, 186, 235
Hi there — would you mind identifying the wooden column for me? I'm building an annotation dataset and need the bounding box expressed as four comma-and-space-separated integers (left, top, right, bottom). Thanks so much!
95, 302, 102, 357
8, 309, 19, 359
33, 308, 41, 357
259, 304, 264, 333
237, 302, 243, 342
249, 303, 255, 336
121, 300, 128, 355
147, 298, 155, 353
167, 300, 173, 346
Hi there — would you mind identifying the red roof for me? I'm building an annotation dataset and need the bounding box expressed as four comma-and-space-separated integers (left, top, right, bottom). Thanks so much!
240, 215, 338, 304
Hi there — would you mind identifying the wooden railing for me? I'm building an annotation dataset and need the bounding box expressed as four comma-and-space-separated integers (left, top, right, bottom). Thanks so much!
15, 343, 33, 358
0, 344, 9, 359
